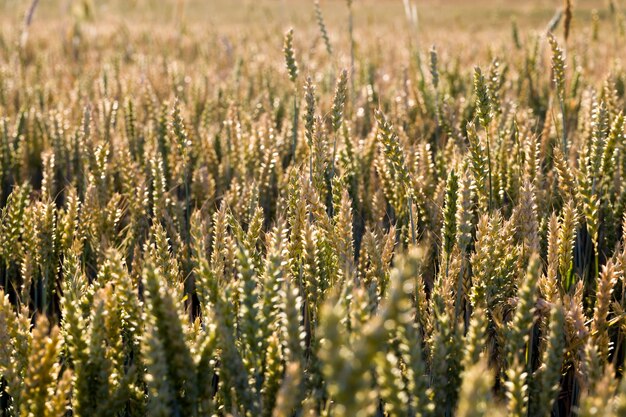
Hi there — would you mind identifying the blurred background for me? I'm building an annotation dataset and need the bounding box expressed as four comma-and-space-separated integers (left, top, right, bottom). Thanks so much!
0, 0, 617, 85
0, 0, 610, 32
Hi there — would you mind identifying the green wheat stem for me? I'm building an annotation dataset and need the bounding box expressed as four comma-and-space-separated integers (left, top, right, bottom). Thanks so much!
293, 93, 299, 161
486, 130, 492, 211
560, 96, 567, 155
454, 259, 465, 327
408, 195, 416, 245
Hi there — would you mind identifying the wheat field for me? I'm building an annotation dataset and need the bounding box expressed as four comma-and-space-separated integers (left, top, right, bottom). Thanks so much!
0, 0, 625, 416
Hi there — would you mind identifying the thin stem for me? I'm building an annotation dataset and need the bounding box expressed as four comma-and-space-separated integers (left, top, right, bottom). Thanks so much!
485, 129, 493, 211
434, 89, 440, 148
20, 0, 40, 50
292, 91, 299, 161
560, 98, 567, 155
309, 153, 313, 186
42, 271, 47, 314
408, 195, 416, 245
348, 0, 355, 108
330, 131, 338, 181
454, 257, 465, 328
2, 262, 6, 295
594, 245, 599, 281
328, 131, 340, 218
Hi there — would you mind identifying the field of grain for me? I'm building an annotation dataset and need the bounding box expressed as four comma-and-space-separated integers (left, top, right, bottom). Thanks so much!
0, 0, 626, 416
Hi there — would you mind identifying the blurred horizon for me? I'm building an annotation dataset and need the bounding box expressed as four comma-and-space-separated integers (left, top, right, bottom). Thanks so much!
0, 0, 608, 32
0, 0, 614, 74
